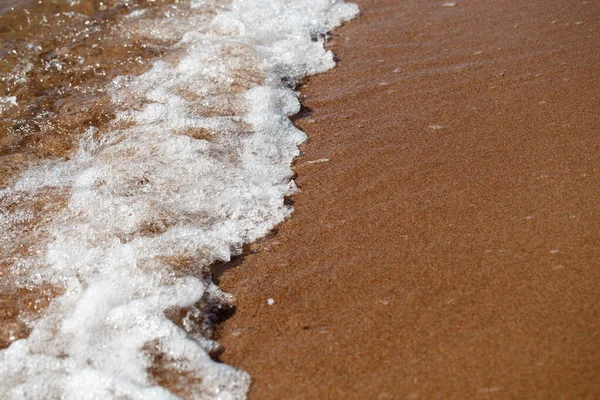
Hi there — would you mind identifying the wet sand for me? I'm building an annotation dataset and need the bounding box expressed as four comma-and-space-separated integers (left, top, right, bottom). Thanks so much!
217, 0, 600, 398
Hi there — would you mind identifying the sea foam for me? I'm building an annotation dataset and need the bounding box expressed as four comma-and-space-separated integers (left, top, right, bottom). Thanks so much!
0, 0, 358, 398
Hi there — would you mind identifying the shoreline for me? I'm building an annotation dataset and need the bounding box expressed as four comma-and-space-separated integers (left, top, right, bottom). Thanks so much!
0, 0, 359, 396
217, 0, 600, 398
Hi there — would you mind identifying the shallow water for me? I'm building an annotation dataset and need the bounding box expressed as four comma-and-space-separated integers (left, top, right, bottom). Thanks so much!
0, 0, 358, 398
0, 0, 32, 16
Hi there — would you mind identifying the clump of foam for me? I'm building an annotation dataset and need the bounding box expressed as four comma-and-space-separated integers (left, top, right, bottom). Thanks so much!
0, 0, 358, 398
0, 96, 17, 113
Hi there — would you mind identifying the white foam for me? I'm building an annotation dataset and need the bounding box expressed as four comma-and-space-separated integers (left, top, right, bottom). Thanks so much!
0, 96, 17, 113
0, 0, 358, 398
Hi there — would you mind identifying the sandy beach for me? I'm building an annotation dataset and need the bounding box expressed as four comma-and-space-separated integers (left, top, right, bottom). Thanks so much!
217, 0, 600, 398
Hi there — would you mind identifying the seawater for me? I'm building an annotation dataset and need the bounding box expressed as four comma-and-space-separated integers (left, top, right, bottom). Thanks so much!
0, 0, 358, 398
0, 1, 31, 16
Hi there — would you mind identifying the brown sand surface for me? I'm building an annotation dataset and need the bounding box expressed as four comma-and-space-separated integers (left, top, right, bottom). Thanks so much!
217, 0, 600, 398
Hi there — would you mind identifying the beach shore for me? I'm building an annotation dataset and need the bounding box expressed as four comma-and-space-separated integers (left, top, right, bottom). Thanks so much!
216, 0, 600, 398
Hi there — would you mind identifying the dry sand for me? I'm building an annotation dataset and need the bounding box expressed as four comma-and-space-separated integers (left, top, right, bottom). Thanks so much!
217, 0, 600, 398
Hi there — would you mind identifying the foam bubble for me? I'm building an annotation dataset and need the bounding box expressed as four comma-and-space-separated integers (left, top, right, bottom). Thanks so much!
0, 96, 17, 113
